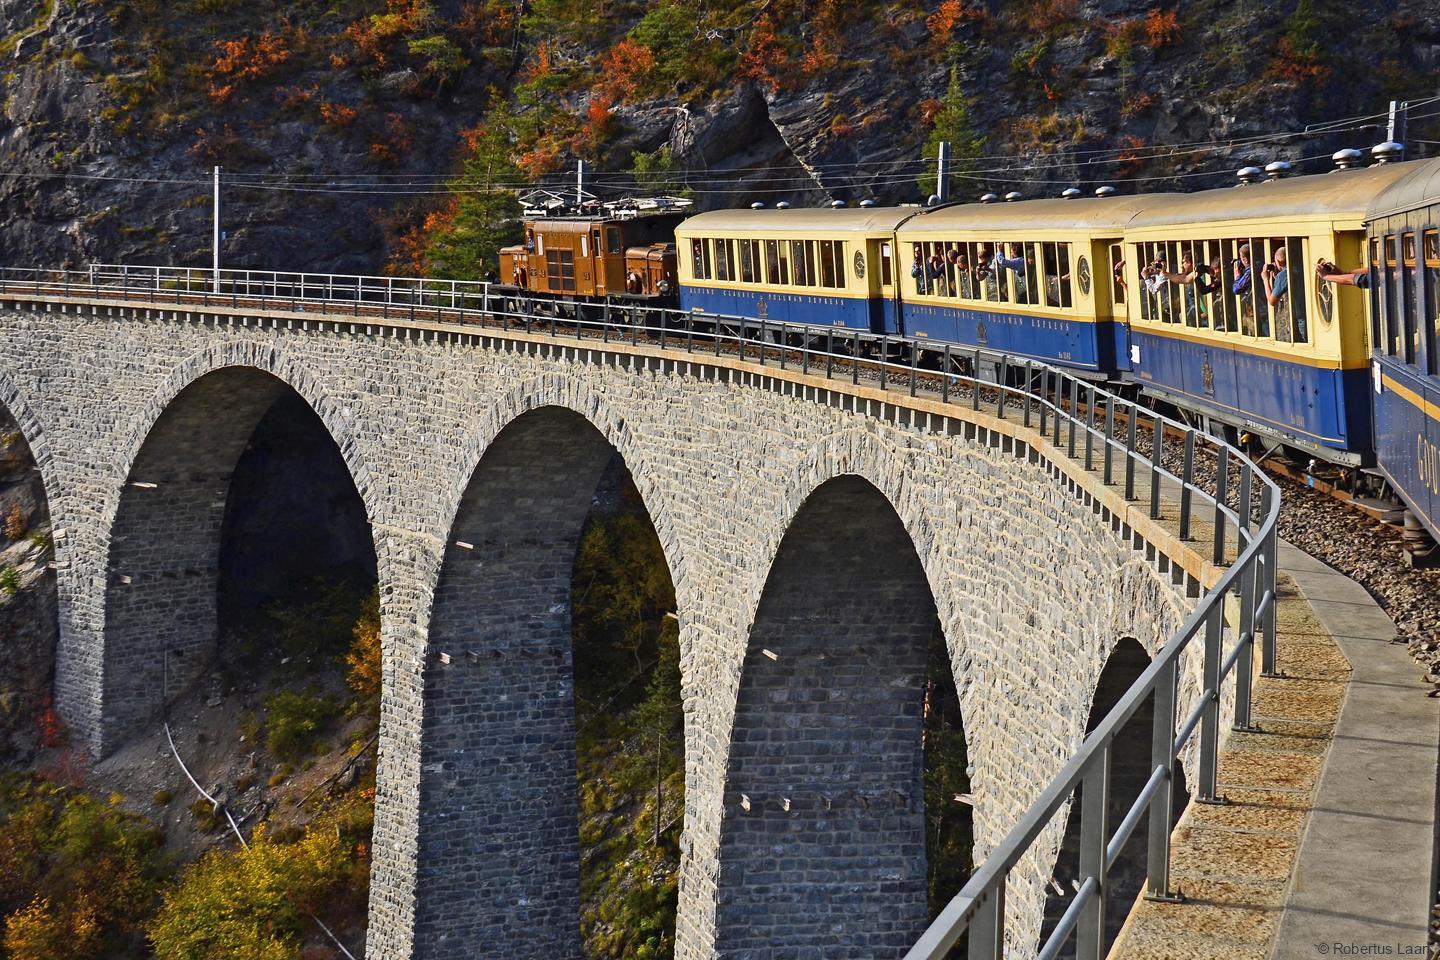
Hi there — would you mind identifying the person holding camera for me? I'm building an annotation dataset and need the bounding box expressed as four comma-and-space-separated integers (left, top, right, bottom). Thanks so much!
1314, 257, 1370, 289
1261, 245, 1294, 340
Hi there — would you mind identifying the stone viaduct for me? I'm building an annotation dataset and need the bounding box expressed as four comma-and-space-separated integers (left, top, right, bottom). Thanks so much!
0, 294, 1220, 958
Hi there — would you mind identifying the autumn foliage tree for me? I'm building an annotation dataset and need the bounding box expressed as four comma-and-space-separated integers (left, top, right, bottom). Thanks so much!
0, 778, 168, 960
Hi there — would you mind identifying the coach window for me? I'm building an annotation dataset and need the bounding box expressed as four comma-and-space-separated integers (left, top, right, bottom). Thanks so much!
1383, 235, 1400, 356
715, 240, 731, 283
1403, 233, 1419, 364
691, 239, 707, 281
818, 240, 835, 288
1425, 232, 1440, 374
1108, 243, 1126, 307
739, 239, 755, 283
777, 240, 791, 286
1368, 237, 1383, 352
880, 242, 893, 287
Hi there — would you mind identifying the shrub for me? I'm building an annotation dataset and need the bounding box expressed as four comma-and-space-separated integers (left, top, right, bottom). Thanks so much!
1, 566, 18, 596
1144, 7, 1180, 48
152, 790, 173, 806
345, 590, 382, 702
148, 826, 346, 960
0, 777, 167, 960
264, 691, 338, 762
597, 37, 656, 102
926, 0, 985, 45
3, 500, 24, 541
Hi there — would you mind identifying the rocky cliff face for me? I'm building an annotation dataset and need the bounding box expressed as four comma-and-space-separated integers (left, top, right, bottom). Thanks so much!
0, 410, 55, 766
0, 0, 1436, 273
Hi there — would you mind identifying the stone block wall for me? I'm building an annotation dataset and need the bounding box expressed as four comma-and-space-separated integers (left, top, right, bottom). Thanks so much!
0, 301, 1204, 959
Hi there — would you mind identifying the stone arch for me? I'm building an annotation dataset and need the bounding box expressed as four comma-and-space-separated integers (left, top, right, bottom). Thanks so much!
411, 401, 679, 959
712, 474, 946, 958
0, 365, 55, 486
0, 366, 59, 765
94, 347, 377, 755
432, 373, 686, 594
1040, 629, 1191, 955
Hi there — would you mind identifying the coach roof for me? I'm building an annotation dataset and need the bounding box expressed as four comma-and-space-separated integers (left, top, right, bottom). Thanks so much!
1128, 160, 1421, 229
678, 207, 920, 235
1366, 156, 1440, 222
904, 194, 1161, 234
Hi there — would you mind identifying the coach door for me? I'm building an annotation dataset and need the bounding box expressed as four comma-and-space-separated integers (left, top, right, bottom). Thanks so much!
1104, 240, 1134, 370
869, 239, 898, 334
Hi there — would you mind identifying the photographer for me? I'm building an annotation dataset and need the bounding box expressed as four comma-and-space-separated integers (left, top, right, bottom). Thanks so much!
1315, 257, 1370, 289
1261, 245, 1294, 341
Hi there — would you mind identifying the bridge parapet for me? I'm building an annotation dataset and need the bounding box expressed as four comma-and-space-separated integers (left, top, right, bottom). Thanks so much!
0, 266, 1279, 960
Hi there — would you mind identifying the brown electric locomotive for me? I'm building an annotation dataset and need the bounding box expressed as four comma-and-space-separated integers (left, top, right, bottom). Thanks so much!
498, 212, 683, 306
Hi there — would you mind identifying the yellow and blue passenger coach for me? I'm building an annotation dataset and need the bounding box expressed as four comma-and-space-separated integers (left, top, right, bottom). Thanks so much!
893, 196, 1151, 373
675, 208, 909, 332
1123, 163, 1414, 464
1367, 157, 1440, 537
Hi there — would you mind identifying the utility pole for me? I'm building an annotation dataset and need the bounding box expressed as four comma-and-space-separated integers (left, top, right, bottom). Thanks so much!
212, 165, 221, 292
935, 141, 950, 203
576, 159, 585, 211
1387, 100, 1409, 151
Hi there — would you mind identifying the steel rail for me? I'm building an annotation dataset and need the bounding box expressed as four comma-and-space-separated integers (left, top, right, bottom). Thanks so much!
0, 263, 1283, 959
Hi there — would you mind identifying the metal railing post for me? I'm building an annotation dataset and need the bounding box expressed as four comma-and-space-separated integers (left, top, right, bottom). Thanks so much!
1076, 743, 1111, 960
1051, 371, 1062, 446
759, 319, 767, 366
1214, 447, 1230, 565
1237, 463, 1253, 542
1234, 553, 1258, 732
1023, 360, 1033, 427
852, 332, 860, 385
996, 355, 1008, 417
1084, 384, 1096, 471
687, 310, 695, 353
1179, 429, 1196, 540
1149, 413, 1164, 520
827, 330, 836, 380
967, 885, 1004, 960
879, 337, 888, 389
1198, 602, 1225, 804
1103, 398, 1115, 485
973, 350, 982, 412
1145, 658, 1179, 901
1261, 485, 1280, 677
1038, 368, 1049, 437
1067, 378, 1078, 459
1124, 410, 1138, 501
909, 343, 918, 397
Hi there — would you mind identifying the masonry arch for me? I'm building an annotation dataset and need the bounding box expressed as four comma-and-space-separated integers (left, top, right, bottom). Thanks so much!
1041, 636, 1190, 955
0, 380, 58, 765
98, 362, 377, 755
713, 474, 955, 958
413, 404, 681, 959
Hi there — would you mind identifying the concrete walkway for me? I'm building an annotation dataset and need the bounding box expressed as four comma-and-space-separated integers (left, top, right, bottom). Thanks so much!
1270, 541, 1439, 958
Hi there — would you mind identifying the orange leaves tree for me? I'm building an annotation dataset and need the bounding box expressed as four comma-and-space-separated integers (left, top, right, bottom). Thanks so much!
0, 777, 168, 960
206, 33, 291, 104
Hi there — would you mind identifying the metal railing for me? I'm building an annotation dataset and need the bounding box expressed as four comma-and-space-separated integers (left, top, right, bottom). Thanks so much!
0, 263, 1282, 959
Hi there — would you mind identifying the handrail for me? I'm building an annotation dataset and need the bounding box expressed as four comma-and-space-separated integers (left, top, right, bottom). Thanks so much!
0, 263, 1282, 959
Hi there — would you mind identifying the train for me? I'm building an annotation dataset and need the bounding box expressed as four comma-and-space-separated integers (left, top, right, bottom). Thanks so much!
496, 150, 1440, 554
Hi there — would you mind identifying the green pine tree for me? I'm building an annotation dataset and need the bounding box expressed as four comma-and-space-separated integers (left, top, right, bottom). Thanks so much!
424, 97, 525, 280
918, 66, 985, 201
